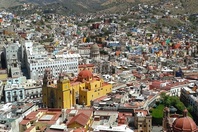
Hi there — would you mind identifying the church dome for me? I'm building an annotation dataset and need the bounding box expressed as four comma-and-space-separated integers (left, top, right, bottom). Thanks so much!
90, 43, 99, 52
78, 69, 93, 81
172, 109, 198, 132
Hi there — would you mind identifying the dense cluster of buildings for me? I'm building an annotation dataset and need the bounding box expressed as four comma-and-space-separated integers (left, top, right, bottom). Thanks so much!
0, 0, 197, 131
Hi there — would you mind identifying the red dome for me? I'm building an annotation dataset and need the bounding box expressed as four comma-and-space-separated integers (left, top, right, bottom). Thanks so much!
78, 69, 93, 80
173, 117, 198, 132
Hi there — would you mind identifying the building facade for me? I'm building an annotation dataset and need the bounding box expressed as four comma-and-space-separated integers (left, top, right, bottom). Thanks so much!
24, 79, 42, 99
24, 41, 80, 80
4, 77, 26, 103
42, 68, 112, 109
3, 42, 23, 76
180, 86, 198, 117
78, 64, 95, 73
134, 110, 152, 132
4, 76, 42, 103
78, 47, 90, 58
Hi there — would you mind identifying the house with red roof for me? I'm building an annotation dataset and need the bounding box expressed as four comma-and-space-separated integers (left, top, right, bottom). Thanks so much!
19, 108, 62, 132
65, 109, 93, 130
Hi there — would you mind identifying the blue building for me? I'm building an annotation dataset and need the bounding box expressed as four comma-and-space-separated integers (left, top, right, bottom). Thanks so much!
106, 41, 120, 48
4, 77, 26, 103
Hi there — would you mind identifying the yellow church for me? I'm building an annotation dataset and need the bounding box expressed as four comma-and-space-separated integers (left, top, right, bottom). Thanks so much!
42, 68, 112, 109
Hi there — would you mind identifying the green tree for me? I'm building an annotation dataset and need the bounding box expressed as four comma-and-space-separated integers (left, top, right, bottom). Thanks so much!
187, 106, 193, 113
170, 96, 179, 106
160, 92, 167, 103
175, 102, 185, 113
165, 98, 171, 107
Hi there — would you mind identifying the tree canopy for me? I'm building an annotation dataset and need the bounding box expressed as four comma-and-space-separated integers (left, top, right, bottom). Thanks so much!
160, 92, 186, 114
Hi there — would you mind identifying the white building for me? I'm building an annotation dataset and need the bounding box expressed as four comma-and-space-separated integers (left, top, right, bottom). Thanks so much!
180, 85, 198, 117
24, 41, 80, 80
4, 76, 42, 103
169, 79, 195, 97
0, 103, 38, 132
4, 77, 25, 103
3, 42, 23, 76
78, 47, 90, 58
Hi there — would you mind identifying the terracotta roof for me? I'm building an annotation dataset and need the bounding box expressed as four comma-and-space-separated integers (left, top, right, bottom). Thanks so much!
186, 75, 198, 80
23, 111, 39, 121
20, 120, 30, 125
173, 43, 181, 49
78, 69, 93, 79
173, 117, 198, 131
78, 64, 95, 68
20, 109, 62, 126
93, 95, 108, 102
67, 113, 89, 126
135, 109, 148, 116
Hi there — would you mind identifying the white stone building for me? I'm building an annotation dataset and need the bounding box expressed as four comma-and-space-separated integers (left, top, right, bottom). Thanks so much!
4, 76, 42, 103
24, 41, 80, 80
0, 102, 38, 132
4, 77, 26, 103
180, 85, 198, 117
78, 47, 90, 58
3, 42, 23, 76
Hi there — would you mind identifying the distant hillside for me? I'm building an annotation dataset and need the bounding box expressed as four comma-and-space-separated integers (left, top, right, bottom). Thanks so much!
0, 0, 25, 9
0, 0, 198, 15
